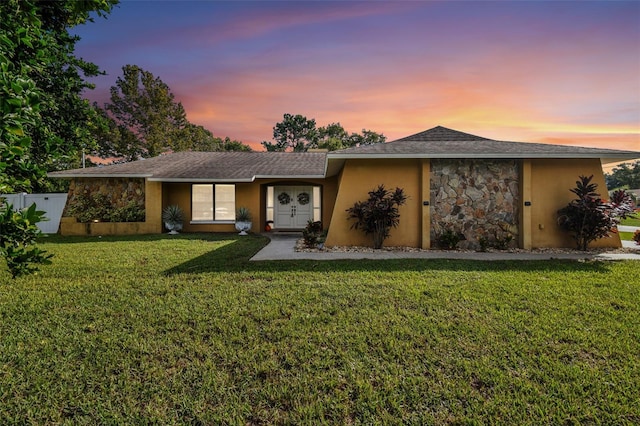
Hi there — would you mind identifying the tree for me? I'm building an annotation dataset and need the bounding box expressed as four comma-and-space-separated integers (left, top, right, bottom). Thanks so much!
316, 122, 350, 150
1, 0, 118, 192
262, 115, 386, 152
557, 175, 635, 250
605, 161, 640, 190
219, 137, 253, 152
96, 65, 252, 160
346, 184, 408, 249
102, 65, 189, 160
348, 128, 386, 147
262, 113, 317, 152
1, 0, 116, 276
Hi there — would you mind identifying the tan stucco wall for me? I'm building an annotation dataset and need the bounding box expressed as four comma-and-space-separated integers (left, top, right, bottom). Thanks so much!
528, 158, 621, 248
326, 159, 423, 248
162, 177, 338, 234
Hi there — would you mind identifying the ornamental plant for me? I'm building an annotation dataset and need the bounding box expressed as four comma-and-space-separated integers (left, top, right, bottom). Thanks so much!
303, 220, 323, 248
0, 202, 52, 278
557, 175, 636, 250
346, 184, 407, 249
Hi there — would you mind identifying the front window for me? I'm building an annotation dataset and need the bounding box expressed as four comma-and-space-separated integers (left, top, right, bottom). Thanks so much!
191, 184, 235, 221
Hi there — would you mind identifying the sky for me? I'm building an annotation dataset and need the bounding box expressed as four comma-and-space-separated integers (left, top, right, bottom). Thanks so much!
72, 0, 640, 154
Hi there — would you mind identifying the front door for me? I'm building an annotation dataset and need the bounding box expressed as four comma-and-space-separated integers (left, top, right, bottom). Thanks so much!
274, 186, 313, 229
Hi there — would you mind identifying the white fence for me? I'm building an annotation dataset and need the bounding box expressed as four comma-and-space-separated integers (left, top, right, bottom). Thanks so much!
1, 193, 68, 234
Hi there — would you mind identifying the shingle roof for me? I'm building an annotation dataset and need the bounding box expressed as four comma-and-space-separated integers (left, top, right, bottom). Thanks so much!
49, 126, 639, 180
328, 126, 640, 163
49, 151, 327, 181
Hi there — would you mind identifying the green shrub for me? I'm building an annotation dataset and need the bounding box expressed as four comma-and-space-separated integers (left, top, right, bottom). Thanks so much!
302, 220, 323, 248
66, 193, 111, 223
0, 202, 52, 278
67, 193, 144, 223
493, 232, 513, 250
346, 185, 407, 249
477, 235, 490, 252
110, 201, 145, 222
436, 228, 460, 250
557, 175, 635, 250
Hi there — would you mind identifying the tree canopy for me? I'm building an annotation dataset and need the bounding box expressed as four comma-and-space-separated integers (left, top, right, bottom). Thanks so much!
1, 0, 117, 277
94, 65, 251, 161
1, 0, 118, 193
261, 114, 386, 152
605, 161, 640, 190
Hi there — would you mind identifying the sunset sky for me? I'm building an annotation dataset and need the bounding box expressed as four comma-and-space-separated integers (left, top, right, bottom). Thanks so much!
72, 0, 640, 154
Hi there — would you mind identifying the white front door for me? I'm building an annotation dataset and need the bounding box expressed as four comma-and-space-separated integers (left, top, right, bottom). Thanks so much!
274, 186, 314, 229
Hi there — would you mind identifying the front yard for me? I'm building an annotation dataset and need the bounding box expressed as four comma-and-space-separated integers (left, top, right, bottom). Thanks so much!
1, 234, 638, 424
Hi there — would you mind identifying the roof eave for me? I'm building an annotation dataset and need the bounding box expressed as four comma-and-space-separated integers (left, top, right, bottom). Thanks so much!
327, 153, 640, 161
47, 172, 153, 179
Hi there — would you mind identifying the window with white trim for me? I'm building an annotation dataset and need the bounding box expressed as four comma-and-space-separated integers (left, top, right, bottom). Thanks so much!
192, 184, 235, 221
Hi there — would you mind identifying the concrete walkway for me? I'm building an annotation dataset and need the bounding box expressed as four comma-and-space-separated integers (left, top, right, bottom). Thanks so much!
251, 232, 640, 262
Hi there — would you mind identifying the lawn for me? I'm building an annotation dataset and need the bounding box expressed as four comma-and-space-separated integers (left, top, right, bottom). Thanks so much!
1, 234, 639, 424
621, 216, 640, 227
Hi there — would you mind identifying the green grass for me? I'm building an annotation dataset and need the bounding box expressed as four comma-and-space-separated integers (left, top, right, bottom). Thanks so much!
1, 234, 639, 424
621, 216, 640, 227
619, 231, 635, 241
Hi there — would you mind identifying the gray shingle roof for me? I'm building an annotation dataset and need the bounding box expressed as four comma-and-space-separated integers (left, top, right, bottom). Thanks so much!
49, 126, 639, 180
328, 126, 640, 162
49, 151, 327, 181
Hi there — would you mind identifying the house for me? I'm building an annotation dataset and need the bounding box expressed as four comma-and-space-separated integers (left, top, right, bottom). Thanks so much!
50, 126, 640, 249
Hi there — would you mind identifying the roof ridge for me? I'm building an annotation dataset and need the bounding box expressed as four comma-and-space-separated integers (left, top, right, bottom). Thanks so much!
393, 125, 490, 142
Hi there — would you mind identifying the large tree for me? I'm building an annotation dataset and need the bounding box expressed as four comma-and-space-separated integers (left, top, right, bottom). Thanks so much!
1, 0, 118, 192
262, 114, 386, 152
0, 0, 117, 276
316, 122, 386, 151
605, 161, 640, 190
97, 65, 251, 160
103, 65, 190, 160
262, 113, 318, 152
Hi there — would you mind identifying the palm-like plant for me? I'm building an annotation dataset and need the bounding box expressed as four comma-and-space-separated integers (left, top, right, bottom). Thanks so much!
557, 175, 635, 250
162, 205, 184, 234
346, 184, 407, 249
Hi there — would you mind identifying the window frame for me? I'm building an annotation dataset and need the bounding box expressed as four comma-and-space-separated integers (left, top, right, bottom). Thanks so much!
190, 183, 236, 224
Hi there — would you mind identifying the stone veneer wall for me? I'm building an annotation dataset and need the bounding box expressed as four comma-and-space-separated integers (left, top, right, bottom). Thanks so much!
63, 178, 145, 217
430, 160, 519, 249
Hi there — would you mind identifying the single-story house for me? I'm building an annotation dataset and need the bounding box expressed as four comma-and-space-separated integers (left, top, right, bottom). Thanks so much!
50, 126, 640, 249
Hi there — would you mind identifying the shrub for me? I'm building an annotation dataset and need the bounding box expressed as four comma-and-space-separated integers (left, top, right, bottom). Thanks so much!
477, 235, 490, 252
633, 230, 640, 245
493, 232, 514, 250
557, 175, 636, 250
67, 193, 111, 223
303, 220, 323, 248
110, 201, 145, 222
0, 202, 52, 278
346, 185, 407, 249
436, 228, 460, 250
67, 193, 144, 223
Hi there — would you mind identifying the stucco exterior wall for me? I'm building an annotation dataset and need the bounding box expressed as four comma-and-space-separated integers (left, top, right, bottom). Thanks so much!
528, 158, 621, 248
326, 159, 422, 248
162, 177, 338, 234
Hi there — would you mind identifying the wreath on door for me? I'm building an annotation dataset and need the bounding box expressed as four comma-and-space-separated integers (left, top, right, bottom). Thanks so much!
277, 192, 291, 205
297, 192, 310, 205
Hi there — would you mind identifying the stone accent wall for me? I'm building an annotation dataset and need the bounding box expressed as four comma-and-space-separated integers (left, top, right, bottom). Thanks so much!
63, 178, 145, 217
430, 160, 519, 249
